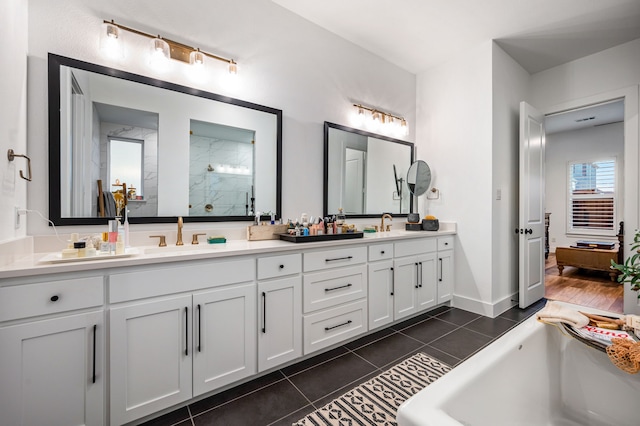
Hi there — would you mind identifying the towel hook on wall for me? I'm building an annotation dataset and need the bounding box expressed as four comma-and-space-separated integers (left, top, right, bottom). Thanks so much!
7, 149, 32, 182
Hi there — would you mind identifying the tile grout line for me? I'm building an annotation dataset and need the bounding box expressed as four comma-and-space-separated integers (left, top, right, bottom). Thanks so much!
188, 375, 289, 420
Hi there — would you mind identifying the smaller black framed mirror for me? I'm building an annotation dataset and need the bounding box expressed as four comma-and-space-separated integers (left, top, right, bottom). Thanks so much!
323, 122, 414, 218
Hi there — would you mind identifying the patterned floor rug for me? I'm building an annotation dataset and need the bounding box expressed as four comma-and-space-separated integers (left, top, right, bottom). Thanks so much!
293, 352, 451, 426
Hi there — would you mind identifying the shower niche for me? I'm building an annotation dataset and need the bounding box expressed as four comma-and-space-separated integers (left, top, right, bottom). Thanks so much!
188, 120, 256, 216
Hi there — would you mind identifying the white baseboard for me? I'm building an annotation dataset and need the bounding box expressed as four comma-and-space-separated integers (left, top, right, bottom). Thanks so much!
452, 293, 518, 318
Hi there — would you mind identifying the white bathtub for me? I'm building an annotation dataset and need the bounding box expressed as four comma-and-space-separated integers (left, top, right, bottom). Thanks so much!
397, 311, 640, 426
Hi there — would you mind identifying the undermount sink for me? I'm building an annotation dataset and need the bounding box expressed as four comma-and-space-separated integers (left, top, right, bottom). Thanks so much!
142, 243, 226, 255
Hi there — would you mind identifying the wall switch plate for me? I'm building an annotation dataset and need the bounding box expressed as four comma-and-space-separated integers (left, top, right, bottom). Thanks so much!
14, 206, 20, 229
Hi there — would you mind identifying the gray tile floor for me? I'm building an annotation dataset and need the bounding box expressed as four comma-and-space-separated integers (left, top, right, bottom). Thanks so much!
139, 301, 546, 426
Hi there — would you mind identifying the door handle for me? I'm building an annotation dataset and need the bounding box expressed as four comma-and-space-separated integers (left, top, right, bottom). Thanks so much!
197, 304, 202, 352
525, 228, 533, 234
92, 324, 97, 384
262, 292, 267, 334
390, 267, 394, 296
184, 307, 189, 356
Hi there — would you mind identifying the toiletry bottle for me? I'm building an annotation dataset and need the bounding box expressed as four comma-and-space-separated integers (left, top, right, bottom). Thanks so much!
86, 240, 97, 257
74, 241, 86, 258
109, 220, 118, 254
100, 232, 110, 253
123, 209, 130, 247
115, 235, 125, 255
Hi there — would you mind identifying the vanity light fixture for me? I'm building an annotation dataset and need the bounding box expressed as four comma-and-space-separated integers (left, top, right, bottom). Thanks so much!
101, 20, 238, 74
352, 104, 408, 137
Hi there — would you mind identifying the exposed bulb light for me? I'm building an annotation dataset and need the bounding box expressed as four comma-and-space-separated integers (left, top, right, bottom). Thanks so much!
352, 104, 407, 137
102, 20, 239, 76
228, 60, 238, 75
100, 20, 124, 59
190, 49, 205, 66
149, 37, 170, 70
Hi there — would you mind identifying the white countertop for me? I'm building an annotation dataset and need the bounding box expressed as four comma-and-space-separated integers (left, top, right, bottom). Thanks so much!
0, 229, 456, 280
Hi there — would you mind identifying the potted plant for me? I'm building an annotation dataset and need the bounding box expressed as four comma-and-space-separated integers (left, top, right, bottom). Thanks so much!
611, 229, 640, 298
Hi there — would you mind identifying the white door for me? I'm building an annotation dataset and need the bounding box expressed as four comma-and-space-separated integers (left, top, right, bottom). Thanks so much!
416, 253, 437, 311
519, 101, 546, 308
393, 257, 419, 320
344, 148, 365, 214
368, 260, 394, 330
0, 311, 104, 426
192, 283, 256, 396
110, 295, 192, 425
258, 276, 302, 371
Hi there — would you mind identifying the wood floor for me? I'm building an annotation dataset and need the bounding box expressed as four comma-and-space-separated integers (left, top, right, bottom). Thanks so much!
545, 253, 624, 313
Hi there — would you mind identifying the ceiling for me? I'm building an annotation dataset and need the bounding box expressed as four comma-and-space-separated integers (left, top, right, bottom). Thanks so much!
272, 0, 640, 74
545, 99, 624, 135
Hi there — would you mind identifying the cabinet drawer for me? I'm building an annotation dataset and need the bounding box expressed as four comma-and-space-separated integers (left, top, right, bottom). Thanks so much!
0, 276, 104, 322
304, 246, 367, 272
368, 243, 393, 262
438, 236, 454, 251
303, 299, 367, 354
303, 265, 367, 313
258, 253, 301, 280
110, 258, 255, 303
394, 238, 436, 257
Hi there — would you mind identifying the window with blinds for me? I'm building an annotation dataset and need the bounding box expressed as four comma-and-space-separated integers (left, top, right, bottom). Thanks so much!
567, 158, 616, 234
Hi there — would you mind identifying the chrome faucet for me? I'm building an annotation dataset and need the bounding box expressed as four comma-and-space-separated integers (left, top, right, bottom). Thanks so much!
176, 216, 184, 246
381, 213, 393, 232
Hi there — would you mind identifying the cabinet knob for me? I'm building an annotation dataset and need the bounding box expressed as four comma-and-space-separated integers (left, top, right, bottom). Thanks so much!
50, 295, 60, 302
279, 264, 284, 269
381, 250, 385, 254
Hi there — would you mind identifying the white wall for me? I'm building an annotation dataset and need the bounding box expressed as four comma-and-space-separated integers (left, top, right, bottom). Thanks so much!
416, 40, 495, 315
490, 44, 531, 314
0, 0, 28, 243
25, 0, 416, 235
545, 123, 624, 251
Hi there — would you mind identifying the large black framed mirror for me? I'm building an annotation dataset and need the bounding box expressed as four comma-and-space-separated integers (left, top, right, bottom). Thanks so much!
48, 53, 282, 225
323, 122, 414, 218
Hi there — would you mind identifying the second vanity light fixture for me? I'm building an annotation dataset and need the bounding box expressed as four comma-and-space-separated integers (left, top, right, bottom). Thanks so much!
101, 20, 238, 75
353, 104, 408, 137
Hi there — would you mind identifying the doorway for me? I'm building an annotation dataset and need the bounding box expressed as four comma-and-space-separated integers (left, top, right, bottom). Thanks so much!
543, 99, 625, 313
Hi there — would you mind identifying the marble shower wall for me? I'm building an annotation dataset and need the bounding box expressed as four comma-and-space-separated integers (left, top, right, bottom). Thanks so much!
99, 122, 158, 217
189, 135, 254, 216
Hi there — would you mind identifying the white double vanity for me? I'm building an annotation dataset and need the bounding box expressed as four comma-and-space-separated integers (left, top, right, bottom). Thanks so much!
0, 228, 454, 425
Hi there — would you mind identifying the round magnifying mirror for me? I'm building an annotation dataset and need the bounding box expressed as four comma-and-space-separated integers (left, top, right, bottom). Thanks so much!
406, 160, 432, 196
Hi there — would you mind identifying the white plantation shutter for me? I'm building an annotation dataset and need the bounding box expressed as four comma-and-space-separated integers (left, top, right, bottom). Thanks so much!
567, 159, 616, 234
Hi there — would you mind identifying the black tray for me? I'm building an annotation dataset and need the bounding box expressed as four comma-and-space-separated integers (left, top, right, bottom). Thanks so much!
278, 232, 364, 243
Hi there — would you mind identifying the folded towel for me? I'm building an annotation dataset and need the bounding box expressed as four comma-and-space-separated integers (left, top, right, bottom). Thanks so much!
536, 300, 589, 328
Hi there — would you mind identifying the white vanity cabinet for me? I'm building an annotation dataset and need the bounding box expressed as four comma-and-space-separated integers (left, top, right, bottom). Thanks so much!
0, 275, 105, 426
393, 238, 438, 320
437, 236, 455, 304
367, 243, 395, 329
109, 258, 256, 426
302, 246, 368, 354
257, 253, 302, 371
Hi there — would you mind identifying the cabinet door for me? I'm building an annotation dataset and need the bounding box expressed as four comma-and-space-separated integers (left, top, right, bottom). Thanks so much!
437, 249, 454, 304
393, 257, 419, 320
0, 310, 104, 426
258, 276, 302, 371
193, 283, 257, 396
416, 253, 438, 311
368, 260, 394, 330
110, 295, 192, 425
